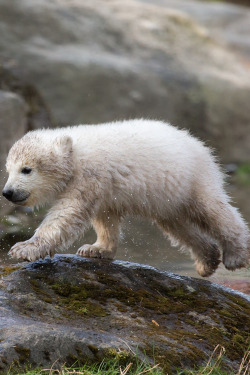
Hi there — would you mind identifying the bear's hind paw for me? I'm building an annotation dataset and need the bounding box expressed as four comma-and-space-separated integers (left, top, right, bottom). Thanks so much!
222, 251, 249, 271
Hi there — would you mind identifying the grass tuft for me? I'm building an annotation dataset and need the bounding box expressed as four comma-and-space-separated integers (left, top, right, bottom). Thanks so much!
177, 345, 250, 375
6, 346, 250, 375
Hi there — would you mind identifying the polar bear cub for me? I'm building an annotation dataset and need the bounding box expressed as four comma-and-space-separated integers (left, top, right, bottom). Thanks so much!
2, 119, 250, 277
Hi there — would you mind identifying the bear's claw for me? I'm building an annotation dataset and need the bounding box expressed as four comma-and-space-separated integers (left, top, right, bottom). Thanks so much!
8, 239, 53, 262
77, 244, 115, 259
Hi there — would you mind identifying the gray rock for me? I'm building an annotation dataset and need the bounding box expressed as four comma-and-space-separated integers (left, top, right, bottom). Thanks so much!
0, 255, 249, 373
137, 0, 250, 58
0, 90, 28, 215
0, 0, 250, 162
0, 67, 53, 217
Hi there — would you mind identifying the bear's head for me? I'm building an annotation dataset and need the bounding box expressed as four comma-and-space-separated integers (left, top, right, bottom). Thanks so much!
2, 131, 73, 208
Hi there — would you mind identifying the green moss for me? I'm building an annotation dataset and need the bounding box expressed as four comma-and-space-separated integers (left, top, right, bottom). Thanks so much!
0, 266, 21, 278
103, 349, 135, 367
86, 301, 107, 317
219, 309, 234, 318
232, 334, 245, 344
50, 281, 107, 317
87, 344, 99, 355
227, 294, 250, 309
51, 282, 87, 299
14, 346, 30, 364
29, 279, 53, 304
41, 271, 208, 318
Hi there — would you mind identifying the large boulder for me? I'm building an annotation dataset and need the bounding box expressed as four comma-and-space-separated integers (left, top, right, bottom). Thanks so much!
144, 0, 250, 58
0, 0, 250, 162
0, 67, 53, 217
0, 90, 27, 215
0, 255, 249, 373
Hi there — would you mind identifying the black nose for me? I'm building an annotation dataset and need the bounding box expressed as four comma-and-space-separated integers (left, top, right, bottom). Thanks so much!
2, 189, 14, 201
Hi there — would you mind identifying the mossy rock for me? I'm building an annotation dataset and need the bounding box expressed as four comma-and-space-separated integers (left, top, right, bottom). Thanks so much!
0, 255, 249, 373
0, 265, 21, 278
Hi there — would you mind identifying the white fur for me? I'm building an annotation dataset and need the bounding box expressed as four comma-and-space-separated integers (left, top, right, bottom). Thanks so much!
4, 119, 250, 276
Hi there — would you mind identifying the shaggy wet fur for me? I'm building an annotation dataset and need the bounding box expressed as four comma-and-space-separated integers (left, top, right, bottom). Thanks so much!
3, 119, 250, 277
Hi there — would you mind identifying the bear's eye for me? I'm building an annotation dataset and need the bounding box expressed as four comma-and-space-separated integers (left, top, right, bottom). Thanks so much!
21, 167, 32, 175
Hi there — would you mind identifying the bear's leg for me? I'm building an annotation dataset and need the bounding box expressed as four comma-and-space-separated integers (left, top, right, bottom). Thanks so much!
157, 219, 221, 277
77, 212, 120, 259
200, 202, 250, 271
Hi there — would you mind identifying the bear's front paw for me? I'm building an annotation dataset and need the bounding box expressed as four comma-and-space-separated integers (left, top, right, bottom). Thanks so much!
77, 244, 115, 259
8, 239, 53, 262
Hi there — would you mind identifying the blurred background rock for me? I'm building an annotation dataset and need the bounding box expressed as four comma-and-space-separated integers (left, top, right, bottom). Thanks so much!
0, 0, 249, 289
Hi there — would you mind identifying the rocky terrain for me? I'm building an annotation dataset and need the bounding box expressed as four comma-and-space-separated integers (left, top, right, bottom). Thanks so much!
139, 0, 250, 58
0, 5, 249, 364
0, 255, 249, 373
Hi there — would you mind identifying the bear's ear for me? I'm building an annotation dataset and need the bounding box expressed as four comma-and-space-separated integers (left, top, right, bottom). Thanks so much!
54, 136, 72, 154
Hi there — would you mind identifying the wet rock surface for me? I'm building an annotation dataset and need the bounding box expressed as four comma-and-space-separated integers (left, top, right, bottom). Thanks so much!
0, 255, 249, 373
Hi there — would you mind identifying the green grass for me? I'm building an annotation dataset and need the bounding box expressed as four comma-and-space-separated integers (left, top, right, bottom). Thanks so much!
6, 346, 250, 375
179, 345, 249, 375
8, 358, 163, 375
